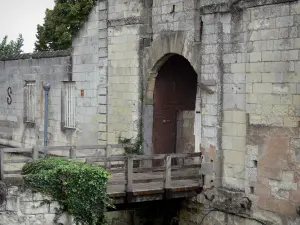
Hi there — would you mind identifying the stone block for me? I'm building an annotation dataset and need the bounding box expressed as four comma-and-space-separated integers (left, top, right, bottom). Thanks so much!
232, 111, 246, 123
222, 135, 232, 150
265, 62, 289, 72
283, 117, 299, 127
274, 39, 294, 50
223, 54, 237, 64
248, 63, 264, 72
231, 63, 245, 73
253, 83, 272, 94
249, 52, 261, 62
224, 150, 245, 166
273, 105, 288, 116
281, 50, 299, 61
276, 16, 294, 28
232, 136, 246, 151
246, 73, 262, 82
223, 94, 246, 110
273, 84, 293, 94
262, 51, 281, 61
222, 177, 245, 190
20, 201, 49, 214
224, 164, 245, 179
223, 123, 238, 136
6, 197, 18, 212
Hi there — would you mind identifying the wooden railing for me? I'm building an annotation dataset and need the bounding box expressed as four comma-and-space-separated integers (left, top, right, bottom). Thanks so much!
0, 145, 203, 197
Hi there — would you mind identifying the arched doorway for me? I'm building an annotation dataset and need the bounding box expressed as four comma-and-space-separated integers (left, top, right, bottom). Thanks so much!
152, 54, 197, 155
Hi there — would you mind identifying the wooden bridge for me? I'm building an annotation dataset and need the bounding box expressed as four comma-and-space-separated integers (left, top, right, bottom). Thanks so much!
0, 145, 203, 204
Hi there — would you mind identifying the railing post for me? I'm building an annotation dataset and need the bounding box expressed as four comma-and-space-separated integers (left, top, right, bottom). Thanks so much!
164, 155, 171, 189
105, 145, 112, 169
0, 149, 4, 180
126, 156, 133, 203
69, 146, 76, 160
32, 147, 38, 161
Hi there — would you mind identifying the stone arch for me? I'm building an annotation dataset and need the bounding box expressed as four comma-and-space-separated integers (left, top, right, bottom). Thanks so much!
142, 31, 203, 156
142, 31, 202, 105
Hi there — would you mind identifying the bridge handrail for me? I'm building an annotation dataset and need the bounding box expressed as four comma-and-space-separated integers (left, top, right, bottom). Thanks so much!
0, 145, 203, 192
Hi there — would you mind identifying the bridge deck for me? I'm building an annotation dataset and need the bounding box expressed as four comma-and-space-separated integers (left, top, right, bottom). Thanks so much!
0, 145, 203, 204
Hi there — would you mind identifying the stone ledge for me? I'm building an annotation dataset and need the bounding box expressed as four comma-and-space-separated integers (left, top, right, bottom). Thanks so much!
198, 0, 297, 14
0, 49, 72, 61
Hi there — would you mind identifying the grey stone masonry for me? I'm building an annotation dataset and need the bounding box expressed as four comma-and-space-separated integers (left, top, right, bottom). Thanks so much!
72, 0, 108, 146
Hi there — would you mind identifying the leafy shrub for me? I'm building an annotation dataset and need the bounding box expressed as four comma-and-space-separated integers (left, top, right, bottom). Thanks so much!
22, 158, 112, 225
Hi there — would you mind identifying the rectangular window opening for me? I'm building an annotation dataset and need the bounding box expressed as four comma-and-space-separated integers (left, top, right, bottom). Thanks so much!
250, 186, 254, 194
253, 160, 258, 168
64, 82, 76, 129
25, 81, 36, 123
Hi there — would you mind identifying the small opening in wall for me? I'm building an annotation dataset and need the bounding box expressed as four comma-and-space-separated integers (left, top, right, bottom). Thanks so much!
253, 160, 258, 168
170, 5, 175, 13
250, 186, 254, 194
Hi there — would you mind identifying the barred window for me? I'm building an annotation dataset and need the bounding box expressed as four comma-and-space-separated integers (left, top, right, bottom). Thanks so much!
25, 82, 36, 123
64, 82, 76, 128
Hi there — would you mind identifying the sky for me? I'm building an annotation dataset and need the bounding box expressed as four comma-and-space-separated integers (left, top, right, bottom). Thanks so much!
0, 0, 55, 53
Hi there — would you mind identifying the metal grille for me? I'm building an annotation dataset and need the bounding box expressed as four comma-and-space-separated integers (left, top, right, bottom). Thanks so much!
64, 82, 76, 128
26, 82, 36, 122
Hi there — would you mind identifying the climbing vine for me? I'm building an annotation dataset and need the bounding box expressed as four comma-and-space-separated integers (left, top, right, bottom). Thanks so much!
118, 134, 143, 155
22, 158, 113, 225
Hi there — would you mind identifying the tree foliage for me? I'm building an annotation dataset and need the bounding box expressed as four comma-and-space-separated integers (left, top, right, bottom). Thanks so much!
35, 0, 97, 51
22, 157, 112, 225
0, 34, 24, 56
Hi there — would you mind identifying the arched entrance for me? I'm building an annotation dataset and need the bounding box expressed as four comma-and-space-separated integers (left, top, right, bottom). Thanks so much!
152, 54, 197, 155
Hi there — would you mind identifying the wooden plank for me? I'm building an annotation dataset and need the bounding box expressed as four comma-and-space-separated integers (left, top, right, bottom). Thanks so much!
42, 144, 134, 152
0, 150, 4, 180
4, 159, 32, 163
134, 177, 164, 183
4, 170, 23, 175
168, 152, 201, 159
107, 168, 126, 174
164, 156, 171, 189
3, 148, 32, 153
87, 156, 127, 162
171, 164, 201, 170
73, 145, 106, 150
132, 155, 166, 160
171, 175, 201, 180
105, 145, 112, 169
126, 157, 133, 192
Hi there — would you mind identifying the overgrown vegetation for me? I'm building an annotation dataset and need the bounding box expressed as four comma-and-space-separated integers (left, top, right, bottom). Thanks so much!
22, 158, 112, 225
35, 0, 98, 51
118, 134, 143, 155
0, 34, 24, 56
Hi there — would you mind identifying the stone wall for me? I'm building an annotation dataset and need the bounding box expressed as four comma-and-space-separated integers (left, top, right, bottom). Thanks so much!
107, 0, 145, 143
0, 185, 132, 225
72, 0, 108, 146
0, 53, 72, 148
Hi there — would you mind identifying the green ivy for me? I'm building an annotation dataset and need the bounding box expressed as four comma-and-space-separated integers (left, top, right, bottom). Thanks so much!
22, 158, 113, 225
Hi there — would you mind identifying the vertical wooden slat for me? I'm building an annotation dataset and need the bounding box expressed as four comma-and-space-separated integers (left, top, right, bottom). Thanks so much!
69, 146, 76, 160
105, 145, 112, 169
32, 147, 38, 161
164, 155, 172, 189
126, 157, 133, 192
0, 149, 4, 180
